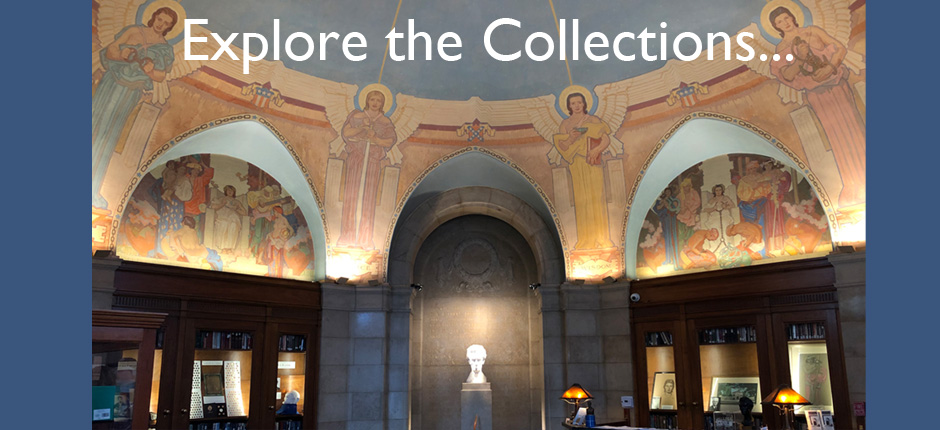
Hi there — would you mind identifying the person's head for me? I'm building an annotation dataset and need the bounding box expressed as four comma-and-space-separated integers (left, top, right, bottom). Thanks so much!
662, 186, 675, 198
182, 216, 196, 229
746, 160, 761, 174
681, 178, 693, 190
365, 90, 385, 113
466, 344, 487, 373
712, 184, 725, 196
224, 185, 237, 197
148, 7, 179, 37
567, 93, 587, 115
769, 6, 798, 37
707, 228, 720, 240
664, 379, 675, 393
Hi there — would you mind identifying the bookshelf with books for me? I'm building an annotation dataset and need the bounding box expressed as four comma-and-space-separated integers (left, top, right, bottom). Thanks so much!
110, 260, 321, 430
630, 258, 852, 430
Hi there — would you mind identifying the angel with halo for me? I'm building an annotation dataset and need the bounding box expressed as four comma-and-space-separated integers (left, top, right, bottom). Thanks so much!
741, 0, 865, 208
534, 85, 628, 250
325, 83, 430, 250
92, 0, 209, 209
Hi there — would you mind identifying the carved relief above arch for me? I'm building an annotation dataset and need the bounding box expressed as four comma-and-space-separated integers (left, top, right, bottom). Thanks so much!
387, 186, 565, 286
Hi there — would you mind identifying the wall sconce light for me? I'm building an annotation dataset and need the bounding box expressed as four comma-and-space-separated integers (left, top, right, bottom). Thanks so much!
411, 283, 423, 292
762, 384, 811, 430
368, 279, 380, 287
602, 276, 617, 284
529, 283, 541, 290
93, 249, 113, 258
573, 279, 586, 285
336, 277, 349, 285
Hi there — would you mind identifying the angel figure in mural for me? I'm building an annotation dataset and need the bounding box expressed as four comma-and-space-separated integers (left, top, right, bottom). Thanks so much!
522, 84, 627, 251
746, 1, 866, 208
337, 90, 397, 248
323, 83, 432, 251
92, 0, 210, 209
553, 92, 616, 250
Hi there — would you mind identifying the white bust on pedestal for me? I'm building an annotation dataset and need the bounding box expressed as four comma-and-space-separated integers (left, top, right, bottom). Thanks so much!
461, 344, 492, 430
466, 344, 487, 383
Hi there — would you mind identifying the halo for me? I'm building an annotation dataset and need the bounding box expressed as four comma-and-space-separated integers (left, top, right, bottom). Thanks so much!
760, 0, 806, 38
558, 85, 594, 116
358, 83, 394, 114
142, 0, 187, 41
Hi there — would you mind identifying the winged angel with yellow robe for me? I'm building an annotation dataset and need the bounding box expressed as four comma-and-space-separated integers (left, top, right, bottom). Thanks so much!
526, 84, 630, 251
92, 0, 213, 209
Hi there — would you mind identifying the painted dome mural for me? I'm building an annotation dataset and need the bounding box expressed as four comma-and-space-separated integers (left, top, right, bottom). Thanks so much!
636, 153, 832, 278
116, 153, 315, 280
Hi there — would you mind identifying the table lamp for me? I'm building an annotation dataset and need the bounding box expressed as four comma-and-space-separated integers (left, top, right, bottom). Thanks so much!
561, 384, 593, 421
762, 384, 811, 430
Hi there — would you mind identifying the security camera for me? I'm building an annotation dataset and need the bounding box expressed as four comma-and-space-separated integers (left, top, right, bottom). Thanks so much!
629, 293, 641, 303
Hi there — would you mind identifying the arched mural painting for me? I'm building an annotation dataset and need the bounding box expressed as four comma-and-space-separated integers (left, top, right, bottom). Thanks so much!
116, 153, 316, 280
636, 153, 832, 278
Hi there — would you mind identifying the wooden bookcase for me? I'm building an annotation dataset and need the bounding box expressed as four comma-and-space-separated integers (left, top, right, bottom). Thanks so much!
109, 261, 321, 430
630, 257, 851, 430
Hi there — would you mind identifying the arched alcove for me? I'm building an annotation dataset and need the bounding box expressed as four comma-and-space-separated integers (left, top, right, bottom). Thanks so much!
623, 114, 836, 279
410, 215, 543, 430
117, 119, 327, 280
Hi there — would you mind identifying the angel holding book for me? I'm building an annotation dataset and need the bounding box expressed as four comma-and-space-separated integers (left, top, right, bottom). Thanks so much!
552, 91, 615, 250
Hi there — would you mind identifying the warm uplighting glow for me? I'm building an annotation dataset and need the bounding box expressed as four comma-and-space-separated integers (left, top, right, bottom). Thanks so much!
561, 383, 593, 402
833, 207, 866, 244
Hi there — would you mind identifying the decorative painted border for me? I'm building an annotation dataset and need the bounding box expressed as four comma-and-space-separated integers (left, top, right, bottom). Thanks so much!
617, 111, 841, 275
380, 146, 571, 281
108, 114, 331, 253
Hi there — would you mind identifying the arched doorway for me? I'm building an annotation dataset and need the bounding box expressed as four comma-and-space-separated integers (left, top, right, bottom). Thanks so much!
411, 215, 542, 429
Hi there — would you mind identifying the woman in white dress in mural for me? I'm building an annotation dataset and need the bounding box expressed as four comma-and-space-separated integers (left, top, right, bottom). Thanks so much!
211, 185, 247, 253
701, 184, 736, 252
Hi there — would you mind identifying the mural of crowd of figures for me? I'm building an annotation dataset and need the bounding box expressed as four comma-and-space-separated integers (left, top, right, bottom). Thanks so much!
116, 154, 315, 279
636, 154, 832, 278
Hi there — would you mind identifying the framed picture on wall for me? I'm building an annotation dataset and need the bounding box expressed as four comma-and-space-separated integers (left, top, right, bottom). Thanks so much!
651, 372, 677, 410
709, 377, 761, 413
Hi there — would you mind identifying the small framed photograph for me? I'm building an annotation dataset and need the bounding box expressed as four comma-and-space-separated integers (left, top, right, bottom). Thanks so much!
651, 372, 677, 410
709, 377, 761, 413
820, 410, 835, 430
805, 410, 823, 430
709, 396, 720, 411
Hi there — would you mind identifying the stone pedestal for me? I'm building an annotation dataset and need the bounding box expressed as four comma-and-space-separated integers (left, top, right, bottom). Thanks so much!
461, 382, 492, 430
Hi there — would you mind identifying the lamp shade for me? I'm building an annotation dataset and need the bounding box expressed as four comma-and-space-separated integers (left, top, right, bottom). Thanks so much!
762, 384, 811, 405
561, 384, 593, 401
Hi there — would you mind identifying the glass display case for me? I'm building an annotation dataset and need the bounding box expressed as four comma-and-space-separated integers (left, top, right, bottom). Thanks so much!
274, 334, 307, 430
92, 310, 166, 430
188, 331, 253, 430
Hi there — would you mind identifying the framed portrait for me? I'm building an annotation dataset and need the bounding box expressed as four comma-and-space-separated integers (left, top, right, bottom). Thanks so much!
709, 396, 720, 411
650, 372, 677, 410
709, 377, 761, 413
805, 410, 823, 430
788, 343, 833, 412
820, 410, 835, 430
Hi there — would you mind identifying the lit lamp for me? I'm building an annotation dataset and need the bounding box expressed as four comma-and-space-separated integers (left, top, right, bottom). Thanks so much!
561, 383, 593, 421
762, 384, 811, 430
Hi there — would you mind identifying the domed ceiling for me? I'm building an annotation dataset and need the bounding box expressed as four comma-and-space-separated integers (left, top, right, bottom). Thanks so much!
181, 0, 773, 100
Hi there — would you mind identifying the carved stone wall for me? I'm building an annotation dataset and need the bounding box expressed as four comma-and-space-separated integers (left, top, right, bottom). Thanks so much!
412, 215, 541, 430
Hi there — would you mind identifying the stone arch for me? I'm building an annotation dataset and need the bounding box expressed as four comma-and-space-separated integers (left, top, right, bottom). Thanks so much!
621, 112, 838, 279
387, 186, 565, 286
112, 115, 328, 280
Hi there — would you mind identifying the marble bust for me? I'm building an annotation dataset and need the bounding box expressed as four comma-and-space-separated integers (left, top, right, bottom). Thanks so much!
466, 344, 487, 383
